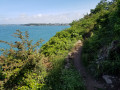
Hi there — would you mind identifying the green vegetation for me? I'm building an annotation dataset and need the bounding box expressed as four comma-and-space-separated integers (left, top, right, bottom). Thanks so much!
0, 0, 120, 89
0, 29, 85, 90
41, 0, 120, 88
81, 0, 120, 77
66, 0, 120, 77
0, 30, 46, 89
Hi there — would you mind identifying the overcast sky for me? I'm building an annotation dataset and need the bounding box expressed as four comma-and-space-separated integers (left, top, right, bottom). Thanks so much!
0, 0, 102, 24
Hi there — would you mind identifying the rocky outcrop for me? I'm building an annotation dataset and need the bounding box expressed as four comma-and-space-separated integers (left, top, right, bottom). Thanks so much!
96, 40, 119, 64
96, 40, 120, 89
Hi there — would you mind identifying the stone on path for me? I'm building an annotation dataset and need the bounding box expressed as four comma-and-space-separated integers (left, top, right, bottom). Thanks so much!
102, 75, 112, 84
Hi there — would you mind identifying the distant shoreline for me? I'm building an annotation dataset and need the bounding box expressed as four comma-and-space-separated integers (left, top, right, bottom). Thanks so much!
22, 23, 70, 26
0, 23, 70, 26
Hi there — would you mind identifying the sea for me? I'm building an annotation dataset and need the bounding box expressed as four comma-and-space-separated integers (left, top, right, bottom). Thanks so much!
0, 24, 70, 55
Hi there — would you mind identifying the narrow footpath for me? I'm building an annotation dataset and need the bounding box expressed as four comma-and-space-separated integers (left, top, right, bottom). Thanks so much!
72, 40, 105, 90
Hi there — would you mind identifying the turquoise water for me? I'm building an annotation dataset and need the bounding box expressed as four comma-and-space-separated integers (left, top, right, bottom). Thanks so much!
0, 25, 70, 54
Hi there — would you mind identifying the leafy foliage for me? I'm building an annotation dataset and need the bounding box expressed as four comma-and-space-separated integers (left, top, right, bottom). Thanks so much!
81, 0, 120, 77
0, 30, 45, 89
1, 0, 120, 89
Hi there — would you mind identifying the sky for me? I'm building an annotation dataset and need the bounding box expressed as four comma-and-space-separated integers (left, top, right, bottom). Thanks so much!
0, 0, 102, 24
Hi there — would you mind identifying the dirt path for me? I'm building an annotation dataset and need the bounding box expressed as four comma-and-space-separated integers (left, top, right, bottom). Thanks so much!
72, 40, 105, 90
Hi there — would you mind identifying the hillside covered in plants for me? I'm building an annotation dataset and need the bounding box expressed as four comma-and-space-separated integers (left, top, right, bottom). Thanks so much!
0, 0, 120, 89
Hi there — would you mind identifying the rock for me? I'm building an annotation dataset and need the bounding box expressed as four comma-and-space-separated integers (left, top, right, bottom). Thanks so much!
65, 65, 69, 69
68, 52, 72, 57
102, 75, 112, 84
65, 63, 70, 69
68, 52, 73, 59
96, 40, 120, 64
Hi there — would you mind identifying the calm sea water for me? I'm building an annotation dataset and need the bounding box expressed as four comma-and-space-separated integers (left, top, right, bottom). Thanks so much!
0, 25, 70, 54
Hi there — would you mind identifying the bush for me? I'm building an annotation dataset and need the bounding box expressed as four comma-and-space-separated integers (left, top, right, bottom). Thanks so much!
0, 30, 44, 89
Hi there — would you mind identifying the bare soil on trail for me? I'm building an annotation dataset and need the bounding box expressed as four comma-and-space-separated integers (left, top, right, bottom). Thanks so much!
71, 40, 105, 90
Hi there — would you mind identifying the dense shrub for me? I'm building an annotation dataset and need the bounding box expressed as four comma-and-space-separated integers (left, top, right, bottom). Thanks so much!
81, 0, 120, 77
0, 30, 45, 89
